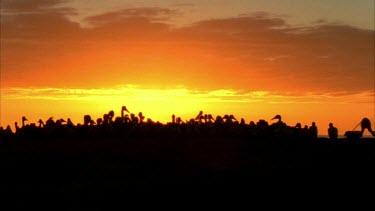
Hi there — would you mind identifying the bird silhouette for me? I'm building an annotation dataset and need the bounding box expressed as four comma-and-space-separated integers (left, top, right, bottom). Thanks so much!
271, 115, 282, 123
97, 118, 103, 125
84, 115, 92, 126
360, 118, 375, 137
108, 110, 115, 123
138, 112, 145, 123
38, 119, 44, 128
121, 106, 130, 123
67, 118, 74, 126
172, 114, 176, 124
22, 116, 28, 127
46, 117, 55, 126
195, 111, 203, 121
309, 122, 318, 138
207, 114, 214, 123
328, 123, 338, 139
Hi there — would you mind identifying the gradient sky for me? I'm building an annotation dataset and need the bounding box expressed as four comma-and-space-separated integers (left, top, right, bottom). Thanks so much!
1, 0, 374, 135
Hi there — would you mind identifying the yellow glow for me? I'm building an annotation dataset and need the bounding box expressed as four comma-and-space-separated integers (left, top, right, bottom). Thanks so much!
1, 86, 374, 136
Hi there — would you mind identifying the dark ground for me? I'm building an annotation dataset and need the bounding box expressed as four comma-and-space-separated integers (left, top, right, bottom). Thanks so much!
0, 137, 374, 207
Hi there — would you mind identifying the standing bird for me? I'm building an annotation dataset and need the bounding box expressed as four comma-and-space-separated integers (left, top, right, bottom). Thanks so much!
67, 118, 74, 126
195, 111, 203, 121
138, 112, 145, 123
22, 116, 28, 127
38, 119, 44, 128
121, 106, 129, 123
271, 115, 282, 123
172, 114, 176, 124
309, 122, 318, 139
46, 117, 55, 126
207, 114, 214, 123
84, 115, 92, 126
360, 118, 375, 137
108, 110, 115, 123
328, 123, 338, 139
56, 118, 66, 126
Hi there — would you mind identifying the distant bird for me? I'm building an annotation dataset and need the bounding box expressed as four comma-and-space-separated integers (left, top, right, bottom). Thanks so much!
103, 114, 109, 124
67, 118, 74, 126
130, 113, 139, 124
176, 117, 182, 124
328, 123, 338, 139
223, 114, 236, 124
138, 112, 145, 123
97, 118, 103, 125
361, 118, 375, 137
121, 106, 129, 123
215, 115, 223, 124
207, 114, 214, 123
46, 117, 55, 126
89, 119, 96, 126
108, 110, 115, 122
271, 115, 282, 122
84, 115, 92, 126
38, 119, 44, 128
309, 122, 318, 138
56, 118, 66, 126
22, 116, 28, 127
195, 111, 203, 121
172, 114, 176, 124
240, 118, 245, 125
295, 123, 302, 129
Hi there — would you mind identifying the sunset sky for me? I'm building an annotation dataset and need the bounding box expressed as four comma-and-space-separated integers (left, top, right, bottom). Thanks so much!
1, 0, 374, 135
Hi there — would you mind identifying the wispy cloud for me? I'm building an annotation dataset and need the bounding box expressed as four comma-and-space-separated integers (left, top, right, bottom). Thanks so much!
2, 86, 373, 104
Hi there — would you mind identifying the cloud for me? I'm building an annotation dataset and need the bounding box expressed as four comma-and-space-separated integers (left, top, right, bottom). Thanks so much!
2, 86, 373, 105
1, 0, 69, 12
1, 3, 373, 95
84, 7, 177, 27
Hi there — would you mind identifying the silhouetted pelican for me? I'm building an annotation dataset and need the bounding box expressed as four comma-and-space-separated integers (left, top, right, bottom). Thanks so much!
328, 123, 338, 139
172, 114, 176, 124
103, 114, 109, 124
108, 110, 115, 122
46, 117, 55, 126
56, 118, 66, 126
271, 115, 282, 122
22, 116, 28, 127
97, 118, 103, 125
207, 114, 214, 123
121, 106, 130, 123
138, 112, 145, 123
84, 115, 92, 126
361, 118, 375, 136
67, 118, 74, 126
38, 119, 44, 128
176, 117, 182, 124
195, 111, 203, 120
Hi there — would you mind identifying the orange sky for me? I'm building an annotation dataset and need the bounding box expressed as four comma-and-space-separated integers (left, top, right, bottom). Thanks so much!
1, 0, 374, 135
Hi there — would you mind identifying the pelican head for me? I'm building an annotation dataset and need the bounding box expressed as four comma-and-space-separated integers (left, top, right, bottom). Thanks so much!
122, 106, 129, 113
271, 115, 281, 121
